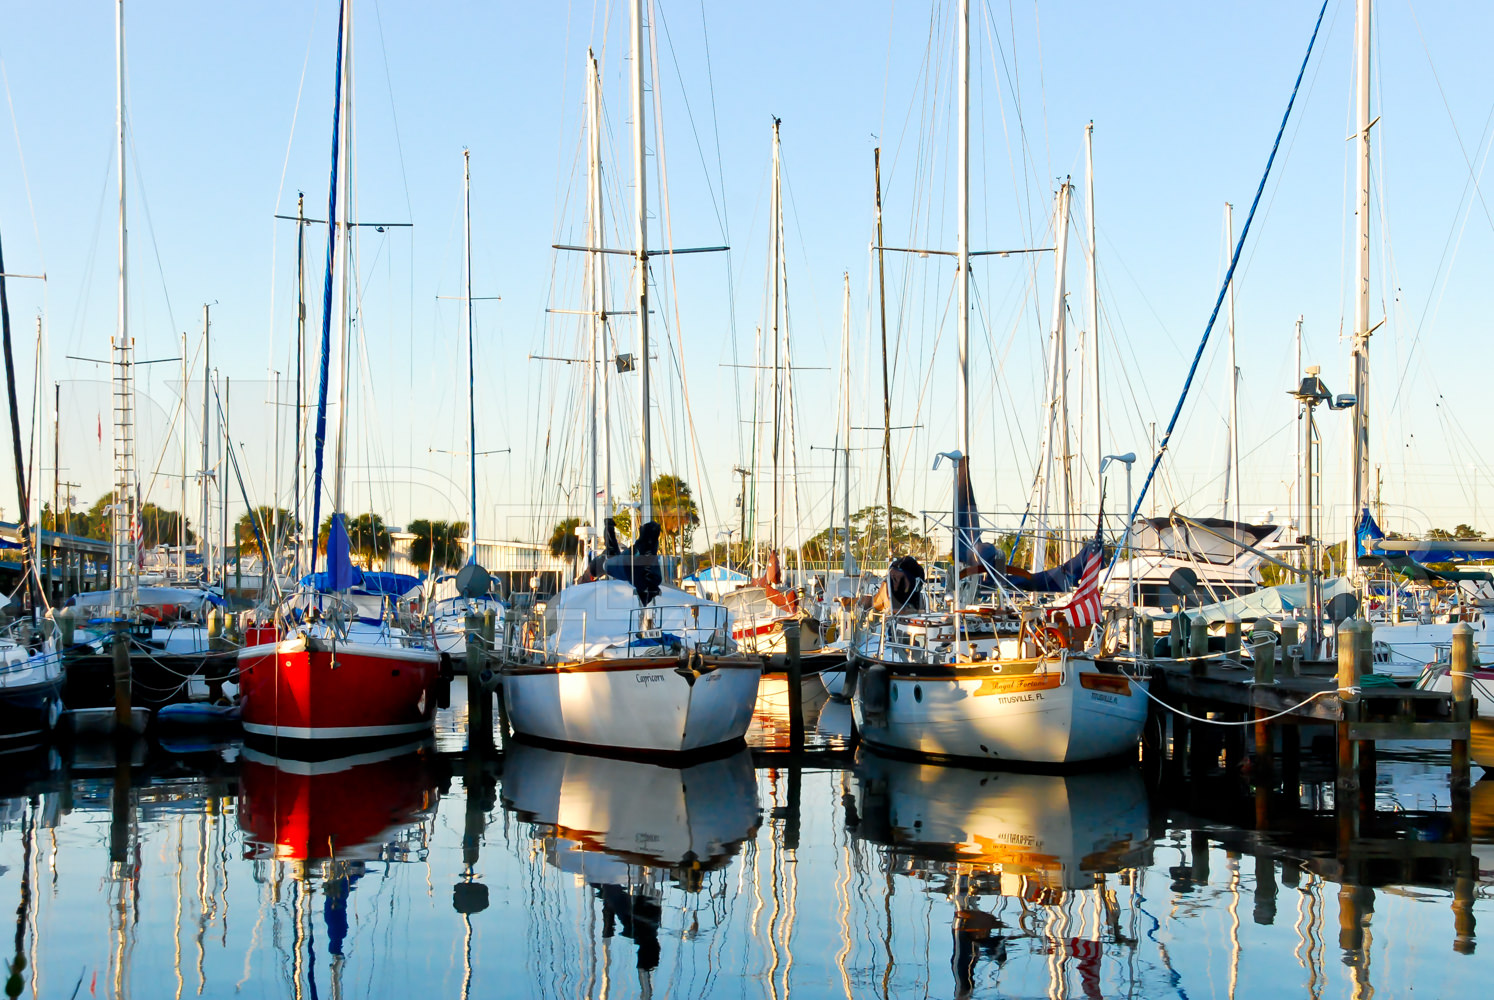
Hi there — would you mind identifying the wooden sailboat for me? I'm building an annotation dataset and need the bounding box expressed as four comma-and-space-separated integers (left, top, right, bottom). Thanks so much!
849, 0, 1149, 765
499, 3, 760, 757
237, 0, 442, 746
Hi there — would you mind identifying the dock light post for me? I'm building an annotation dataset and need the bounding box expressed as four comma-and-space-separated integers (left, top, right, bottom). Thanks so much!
1290, 367, 1356, 658
1101, 452, 1137, 645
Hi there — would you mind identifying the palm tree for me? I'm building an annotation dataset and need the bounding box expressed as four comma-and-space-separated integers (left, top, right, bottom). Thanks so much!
549, 517, 585, 576
319, 511, 391, 566
236, 507, 294, 559
409, 519, 467, 573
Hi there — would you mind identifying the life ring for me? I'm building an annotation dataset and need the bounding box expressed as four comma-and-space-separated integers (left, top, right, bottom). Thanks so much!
1042, 626, 1067, 651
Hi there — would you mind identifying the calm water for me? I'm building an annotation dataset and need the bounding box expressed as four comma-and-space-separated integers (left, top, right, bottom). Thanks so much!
0, 689, 1489, 999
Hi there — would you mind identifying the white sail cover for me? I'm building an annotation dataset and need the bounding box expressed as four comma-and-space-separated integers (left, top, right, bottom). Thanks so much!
543, 579, 734, 659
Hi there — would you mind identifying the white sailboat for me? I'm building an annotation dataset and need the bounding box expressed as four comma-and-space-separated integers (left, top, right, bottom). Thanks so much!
849, 0, 1149, 766
499, 3, 761, 757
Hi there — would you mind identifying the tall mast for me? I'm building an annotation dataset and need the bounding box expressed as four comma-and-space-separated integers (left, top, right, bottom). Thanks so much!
307, 0, 349, 578
770, 118, 782, 554
331, 0, 355, 515
1350, 0, 1373, 569
631, 0, 653, 524
463, 149, 477, 562
179, 332, 187, 581
294, 192, 305, 580
1294, 313, 1304, 551
1084, 122, 1099, 520
873, 149, 894, 559
955, 0, 971, 474
200, 305, 210, 581
1036, 182, 1072, 570
588, 51, 611, 537
840, 272, 852, 575
1224, 202, 1239, 524
1054, 182, 1073, 560
111, 0, 138, 610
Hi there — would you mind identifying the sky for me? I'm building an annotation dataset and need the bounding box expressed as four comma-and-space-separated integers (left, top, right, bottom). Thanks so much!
2, 0, 1493, 557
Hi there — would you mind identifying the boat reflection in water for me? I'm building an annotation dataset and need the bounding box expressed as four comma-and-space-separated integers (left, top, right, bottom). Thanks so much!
502, 744, 759, 978
850, 751, 1151, 998
238, 743, 443, 996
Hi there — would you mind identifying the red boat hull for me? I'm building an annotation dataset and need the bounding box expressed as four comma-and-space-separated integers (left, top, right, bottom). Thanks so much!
238, 634, 441, 742
238, 744, 441, 862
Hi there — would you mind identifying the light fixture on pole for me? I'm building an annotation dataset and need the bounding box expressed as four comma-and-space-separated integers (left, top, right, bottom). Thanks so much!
1101, 451, 1137, 644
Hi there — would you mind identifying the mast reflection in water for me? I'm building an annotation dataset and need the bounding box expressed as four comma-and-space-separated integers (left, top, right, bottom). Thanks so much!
0, 707, 1489, 997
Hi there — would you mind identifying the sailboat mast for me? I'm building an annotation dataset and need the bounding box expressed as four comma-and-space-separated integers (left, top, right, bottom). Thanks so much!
770, 118, 782, 554
463, 149, 477, 562
294, 192, 305, 580
1054, 182, 1073, 560
1085, 122, 1099, 520
840, 272, 852, 573
112, 0, 138, 610
588, 51, 609, 538
955, 0, 970, 466
200, 304, 210, 582
332, 0, 355, 515
873, 149, 894, 559
1350, 0, 1372, 569
631, 0, 653, 524
179, 332, 187, 581
1224, 202, 1239, 525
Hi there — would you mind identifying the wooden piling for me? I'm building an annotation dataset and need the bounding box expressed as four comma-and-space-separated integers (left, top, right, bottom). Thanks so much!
784, 620, 804, 750
465, 612, 492, 749
1139, 616, 1154, 657
111, 620, 132, 732
1224, 616, 1241, 663
1336, 618, 1362, 801
1189, 616, 1208, 677
1281, 618, 1301, 677
1451, 622, 1474, 814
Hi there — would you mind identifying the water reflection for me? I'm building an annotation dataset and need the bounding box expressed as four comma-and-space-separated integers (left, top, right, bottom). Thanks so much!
0, 724, 1484, 998
849, 753, 1151, 998
501, 744, 759, 989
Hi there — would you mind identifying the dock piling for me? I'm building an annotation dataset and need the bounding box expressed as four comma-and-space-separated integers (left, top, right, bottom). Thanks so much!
784, 620, 804, 750
1451, 622, 1474, 811
1281, 618, 1301, 676
1224, 616, 1241, 663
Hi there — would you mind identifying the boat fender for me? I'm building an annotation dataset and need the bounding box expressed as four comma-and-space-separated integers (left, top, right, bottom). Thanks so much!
435, 677, 451, 711
439, 652, 455, 681
861, 664, 890, 721
47, 696, 62, 731
842, 657, 861, 699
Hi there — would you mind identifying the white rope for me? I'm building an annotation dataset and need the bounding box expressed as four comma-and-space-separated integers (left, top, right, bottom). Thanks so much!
1116, 662, 1341, 727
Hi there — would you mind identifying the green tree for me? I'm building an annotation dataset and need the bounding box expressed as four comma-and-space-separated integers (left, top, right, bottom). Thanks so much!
1455, 524, 1485, 540
617, 474, 702, 556
549, 517, 585, 574
236, 507, 295, 558
319, 511, 391, 566
66, 493, 195, 547
409, 518, 468, 573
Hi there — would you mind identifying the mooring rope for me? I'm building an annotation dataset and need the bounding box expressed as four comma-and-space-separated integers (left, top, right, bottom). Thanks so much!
1115, 662, 1346, 728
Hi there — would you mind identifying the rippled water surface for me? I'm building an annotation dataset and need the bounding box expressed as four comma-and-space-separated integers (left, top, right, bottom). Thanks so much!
0, 689, 1489, 998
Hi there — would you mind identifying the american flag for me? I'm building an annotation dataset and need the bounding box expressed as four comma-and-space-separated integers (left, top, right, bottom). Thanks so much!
1055, 504, 1107, 628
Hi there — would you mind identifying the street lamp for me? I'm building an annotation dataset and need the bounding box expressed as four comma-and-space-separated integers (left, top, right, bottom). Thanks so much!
1100, 452, 1137, 623
1290, 366, 1356, 657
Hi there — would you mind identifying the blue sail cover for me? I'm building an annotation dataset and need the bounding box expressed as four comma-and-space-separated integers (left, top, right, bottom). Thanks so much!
1356, 509, 1492, 564
954, 455, 981, 567
323, 511, 358, 591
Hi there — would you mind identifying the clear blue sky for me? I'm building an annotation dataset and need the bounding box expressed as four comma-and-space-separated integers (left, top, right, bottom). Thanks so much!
2, 0, 1492, 552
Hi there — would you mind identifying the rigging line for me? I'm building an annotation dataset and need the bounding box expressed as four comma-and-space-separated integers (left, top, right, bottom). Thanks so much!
0, 53, 44, 274
122, 129, 179, 341
1111, 0, 1331, 587
265, 3, 323, 400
